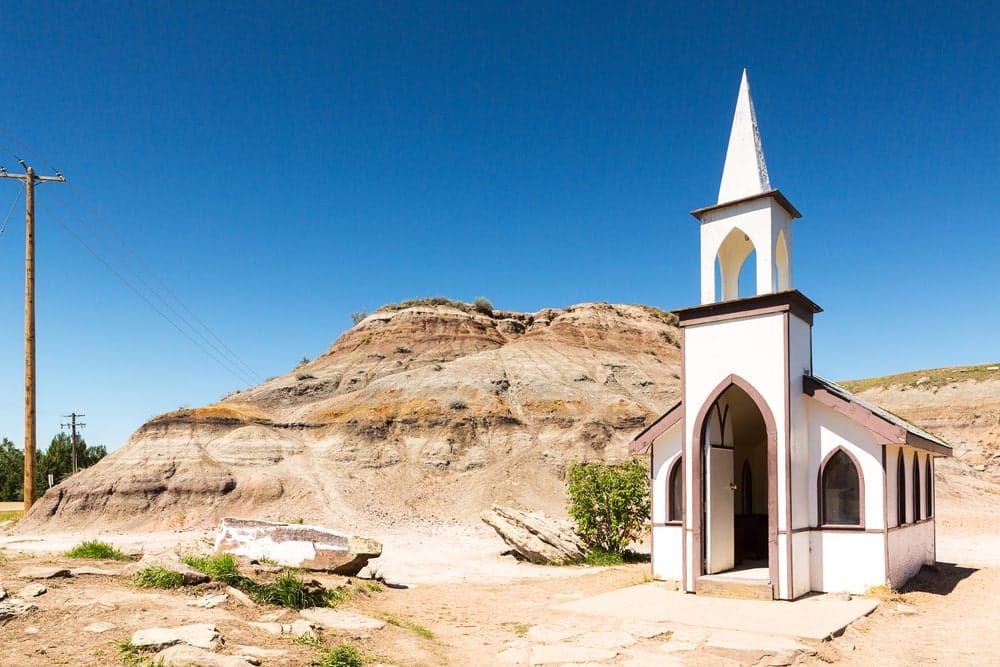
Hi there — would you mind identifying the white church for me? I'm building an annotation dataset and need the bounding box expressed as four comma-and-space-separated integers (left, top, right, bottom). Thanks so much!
630, 71, 950, 600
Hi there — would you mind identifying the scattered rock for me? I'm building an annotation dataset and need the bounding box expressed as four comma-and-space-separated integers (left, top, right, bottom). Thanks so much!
232, 645, 287, 659
825, 591, 852, 601
247, 620, 316, 638
23, 625, 39, 634
189, 593, 228, 609
0, 599, 37, 624
156, 644, 258, 666
915, 376, 931, 386
17, 566, 71, 579
71, 566, 122, 577
225, 586, 257, 607
131, 623, 222, 650
84, 621, 117, 633
892, 603, 918, 616
214, 517, 382, 575
481, 505, 586, 564
300, 607, 386, 632
529, 644, 618, 663
18, 583, 46, 598
0, 586, 6, 601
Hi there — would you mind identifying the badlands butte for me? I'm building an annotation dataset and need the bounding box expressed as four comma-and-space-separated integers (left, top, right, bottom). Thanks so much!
17, 298, 1000, 533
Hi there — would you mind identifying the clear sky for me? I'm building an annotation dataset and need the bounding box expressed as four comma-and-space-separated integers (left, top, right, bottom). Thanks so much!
0, 2, 996, 451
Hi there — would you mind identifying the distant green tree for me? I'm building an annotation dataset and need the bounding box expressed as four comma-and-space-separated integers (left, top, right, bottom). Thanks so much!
35, 434, 108, 493
0, 438, 24, 501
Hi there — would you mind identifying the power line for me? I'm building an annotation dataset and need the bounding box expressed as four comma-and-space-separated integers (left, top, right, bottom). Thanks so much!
36, 198, 259, 386
0, 124, 262, 386
60, 412, 86, 475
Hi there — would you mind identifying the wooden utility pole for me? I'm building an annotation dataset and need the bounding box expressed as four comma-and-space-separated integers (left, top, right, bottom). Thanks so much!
61, 412, 86, 475
0, 163, 65, 512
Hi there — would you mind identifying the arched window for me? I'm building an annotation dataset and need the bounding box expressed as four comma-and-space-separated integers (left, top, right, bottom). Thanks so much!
820, 449, 862, 526
896, 450, 906, 526
926, 456, 933, 517
913, 453, 921, 521
668, 457, 683, 523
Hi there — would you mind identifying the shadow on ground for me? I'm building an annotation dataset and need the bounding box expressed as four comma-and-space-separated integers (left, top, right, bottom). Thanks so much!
902, 562, 977, 596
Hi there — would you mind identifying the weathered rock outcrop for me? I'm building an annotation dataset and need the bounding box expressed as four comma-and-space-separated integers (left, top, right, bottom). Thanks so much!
18, 301, 682, 532
481, 505, 587, 564
213, 517, 381, 575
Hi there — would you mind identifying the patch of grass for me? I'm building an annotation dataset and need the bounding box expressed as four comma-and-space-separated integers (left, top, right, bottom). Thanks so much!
581, 548, 650, 566
0, 510, 24, 522
840, 362, 1000, 393
864, 583, 909, 603
132, 566, 185, 589
449, 398, 467, 410
501, 621, 531, 637
66, 540, 131, 561
256, 571, 338, 610
292, 634, 326, 650
381, 614, 435, 640
181, 554, 255, 588
313, 643, 364, 667
582, 548, 624, 566
114, 638, 164, 667
182, 553, 344, 610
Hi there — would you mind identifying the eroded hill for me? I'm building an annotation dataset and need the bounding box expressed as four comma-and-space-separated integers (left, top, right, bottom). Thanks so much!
20, 300, 682, 531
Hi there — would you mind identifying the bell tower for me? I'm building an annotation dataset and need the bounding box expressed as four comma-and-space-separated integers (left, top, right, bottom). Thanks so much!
692, 70, 800, 305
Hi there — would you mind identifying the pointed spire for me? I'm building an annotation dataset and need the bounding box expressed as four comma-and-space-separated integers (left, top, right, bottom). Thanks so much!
717, 69, 770, 204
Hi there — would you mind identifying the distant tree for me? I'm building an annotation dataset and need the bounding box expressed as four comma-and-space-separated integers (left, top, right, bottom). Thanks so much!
35, 433, 108, 493
350, 311, 368, 326
0, 438, 24, 501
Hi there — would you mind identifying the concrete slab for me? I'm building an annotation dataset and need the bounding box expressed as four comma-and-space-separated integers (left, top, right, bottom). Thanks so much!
554, 582, 878, 641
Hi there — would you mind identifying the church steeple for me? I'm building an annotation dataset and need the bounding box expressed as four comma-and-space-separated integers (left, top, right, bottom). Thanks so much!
692, 71, 801, 305
718, 69, 770, 204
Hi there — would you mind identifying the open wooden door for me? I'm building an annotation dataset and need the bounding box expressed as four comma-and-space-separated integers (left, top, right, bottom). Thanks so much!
705, 446, 735, 574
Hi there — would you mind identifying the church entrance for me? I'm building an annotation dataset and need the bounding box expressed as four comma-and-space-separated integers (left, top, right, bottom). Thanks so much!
700, 383, 771, 578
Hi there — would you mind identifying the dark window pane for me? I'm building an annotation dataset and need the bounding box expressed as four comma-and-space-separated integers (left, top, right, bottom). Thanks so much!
668, 458, 682, 522
823, 450, 860, 525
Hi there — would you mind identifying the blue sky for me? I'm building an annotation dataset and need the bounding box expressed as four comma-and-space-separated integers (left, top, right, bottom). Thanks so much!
0, 2, 996, 451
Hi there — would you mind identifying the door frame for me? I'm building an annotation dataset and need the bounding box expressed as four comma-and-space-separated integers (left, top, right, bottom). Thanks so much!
689, 374, 778, 595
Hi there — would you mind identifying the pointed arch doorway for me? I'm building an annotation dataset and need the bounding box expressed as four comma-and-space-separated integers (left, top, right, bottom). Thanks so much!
692, 376, 778, 596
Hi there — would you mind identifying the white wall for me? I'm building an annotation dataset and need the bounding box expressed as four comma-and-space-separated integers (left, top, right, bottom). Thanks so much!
809, 531, 885, 593
651, 426, 682, 582
888, 521, 935, 588
652, 525, 683, 581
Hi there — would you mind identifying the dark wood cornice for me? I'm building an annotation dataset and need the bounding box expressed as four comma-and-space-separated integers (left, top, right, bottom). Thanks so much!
673, 290, 822, 328
690, 189, 801, 221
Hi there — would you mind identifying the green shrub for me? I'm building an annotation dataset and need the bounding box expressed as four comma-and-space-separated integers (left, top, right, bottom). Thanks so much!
180, 554, 254, 588
132, 566, 184, 589
65, 540, 130, 561
567, 460, 650, 555
314, 643, 364, 667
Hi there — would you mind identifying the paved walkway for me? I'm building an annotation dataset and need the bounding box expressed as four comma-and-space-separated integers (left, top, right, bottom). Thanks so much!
496, 583, 878, 665
556, 582, 878, 641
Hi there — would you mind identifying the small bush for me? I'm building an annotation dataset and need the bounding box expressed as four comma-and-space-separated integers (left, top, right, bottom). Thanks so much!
314, 643, 364, 667
567, 460, 651, 555
256, 571, 335, 610
449, 398, 467, 410
297, 373, 316, 381
181, 554, 254, 588
132, 566, 185, 589
472, 296, 493, 314
395, 345, 411, 354
65, 540, 130, 561
350, 311, 368, 326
